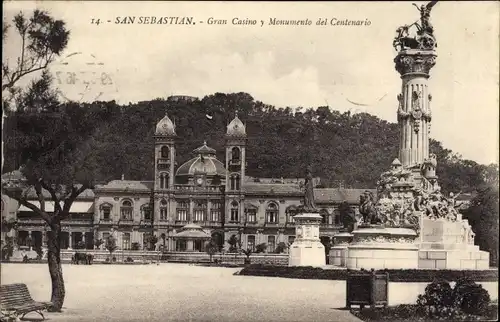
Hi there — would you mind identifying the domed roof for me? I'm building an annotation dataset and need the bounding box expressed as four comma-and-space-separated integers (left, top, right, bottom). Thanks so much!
226, 111, 246, 137
155, 113, 176, 136
176, 141, 227, 177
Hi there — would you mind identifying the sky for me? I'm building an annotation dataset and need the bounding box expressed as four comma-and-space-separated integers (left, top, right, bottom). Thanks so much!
3, 1, 499, 165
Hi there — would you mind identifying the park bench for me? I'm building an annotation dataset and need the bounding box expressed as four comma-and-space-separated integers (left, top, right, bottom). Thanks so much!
0, 283, 52, 321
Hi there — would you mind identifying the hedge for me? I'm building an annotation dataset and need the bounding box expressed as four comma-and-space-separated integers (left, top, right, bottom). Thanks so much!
236, 264, 498, 282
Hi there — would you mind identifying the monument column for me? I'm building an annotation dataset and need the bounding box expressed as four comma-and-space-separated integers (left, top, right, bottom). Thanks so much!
395, 49, 436, 168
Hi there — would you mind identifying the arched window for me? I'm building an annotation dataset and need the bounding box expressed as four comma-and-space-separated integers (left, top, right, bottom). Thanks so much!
160, 146, 169, 159
231, 147, 240, 162
141, 204, 152, 221
230, 174, 240, 191
266, 202, 278, 224
120, 200, 133, 220
159, 172, 169, 189
160, 199, 168, 221
230, 201, 239, 222
100, 203, 112, 221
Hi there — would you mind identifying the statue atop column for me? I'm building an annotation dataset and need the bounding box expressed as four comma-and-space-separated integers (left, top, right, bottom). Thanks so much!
302, 165, 318, 213
393, 1, 438, 52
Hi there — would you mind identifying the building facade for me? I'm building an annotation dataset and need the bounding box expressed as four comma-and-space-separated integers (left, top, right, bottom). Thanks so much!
2, 113, 375, 253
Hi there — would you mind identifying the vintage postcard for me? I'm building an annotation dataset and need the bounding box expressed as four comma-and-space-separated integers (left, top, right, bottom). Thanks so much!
1, 1, 498, 322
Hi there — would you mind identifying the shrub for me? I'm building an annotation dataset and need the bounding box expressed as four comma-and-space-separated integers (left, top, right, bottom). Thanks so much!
452, 277, 491, 315
112, 256, 117, 262
131, 242, 141, 250
105, 257, 110, 262
255, 243, 267, 253
416, 279, 455, 318
125, 257, 134, 263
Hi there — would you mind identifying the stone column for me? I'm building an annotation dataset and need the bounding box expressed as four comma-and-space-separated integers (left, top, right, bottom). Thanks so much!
28, 231, 32, 250
188, 199, 194, 223
68, 231, 73, 250
82, 232, 86, 249
42, 230, 48, 248
395, 49, 436, 168
187, 240, 194, 252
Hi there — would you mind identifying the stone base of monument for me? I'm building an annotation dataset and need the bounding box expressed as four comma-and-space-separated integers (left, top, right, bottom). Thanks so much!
288, 212, 326, 267
289, 240, 326, 267
346, 226, 419, 270
418, 249, 490, 270
418, 217, 490, 270
329, 232, 353, 267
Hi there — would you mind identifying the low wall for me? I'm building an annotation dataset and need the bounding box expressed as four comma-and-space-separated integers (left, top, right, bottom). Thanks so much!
164, 252, 289, 266
55, 250, 289, 265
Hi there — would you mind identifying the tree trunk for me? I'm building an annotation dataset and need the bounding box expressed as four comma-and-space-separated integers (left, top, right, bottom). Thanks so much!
47, 223, 65, 312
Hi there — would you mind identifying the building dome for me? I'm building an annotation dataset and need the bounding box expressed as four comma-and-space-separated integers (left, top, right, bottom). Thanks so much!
176, 141, 227, 177
155, 113, 176, 136
226, 111, 246, 137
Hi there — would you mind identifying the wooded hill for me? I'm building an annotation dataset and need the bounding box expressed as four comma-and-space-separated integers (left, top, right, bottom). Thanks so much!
3, 92, 497, 194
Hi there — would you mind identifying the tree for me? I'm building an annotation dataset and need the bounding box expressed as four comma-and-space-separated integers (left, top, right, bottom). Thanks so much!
105, 235, 118, 259
2, 103, 113, 312
2, 9, 70, 93
93, 238, 104, 250
227, 234, 239, 253
147, 235, 158, 251
274, 242, 288, 254
241, 248, 252, 264
462, 184, 499, 267
205, 239, 218, 263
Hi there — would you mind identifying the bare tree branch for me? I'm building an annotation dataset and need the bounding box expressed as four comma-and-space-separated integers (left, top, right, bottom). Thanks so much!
2, 187, 52, 223
40, 179, 62, 213
60, 185, 87, 219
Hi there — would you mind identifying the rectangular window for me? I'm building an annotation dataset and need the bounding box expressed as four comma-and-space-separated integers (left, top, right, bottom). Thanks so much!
160, 208, 168, 221
102, 207, 111, 220
176, 210, 187, 221
267, 235, 276, 252
247, 235, 255, 251
267, 211, 278, 223
210, 210, 220, 222
194, 201, 206, 222
230, 209, 239, 222
144, 207, 152, 221
334, 211, 341, 225
122, 233, 130, 250
176, 200, 188, 221
247, 210, 257, 223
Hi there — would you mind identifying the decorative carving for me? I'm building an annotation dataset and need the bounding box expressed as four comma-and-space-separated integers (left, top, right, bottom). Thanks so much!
394, 53, 436, 75
397, 93, 410, 121
354, 235, 416, 244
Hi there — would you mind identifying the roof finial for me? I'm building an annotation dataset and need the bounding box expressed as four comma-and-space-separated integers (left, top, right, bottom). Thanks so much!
203, 140, 207, 145
121, 174, 125, 180
235, 110, 239, 118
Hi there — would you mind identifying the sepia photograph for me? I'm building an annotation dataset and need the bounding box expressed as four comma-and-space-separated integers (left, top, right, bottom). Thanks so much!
1, 1, 499, 321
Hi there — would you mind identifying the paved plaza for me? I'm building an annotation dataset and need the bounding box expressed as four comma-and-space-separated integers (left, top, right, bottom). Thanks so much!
2, 263, 362, 322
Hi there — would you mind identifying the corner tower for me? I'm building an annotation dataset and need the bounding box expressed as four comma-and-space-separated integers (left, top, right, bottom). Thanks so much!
154, 113, 176, 191
225, 111, 247, 192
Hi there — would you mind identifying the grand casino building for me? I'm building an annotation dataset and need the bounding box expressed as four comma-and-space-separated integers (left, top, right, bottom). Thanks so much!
2, 113, 373, 252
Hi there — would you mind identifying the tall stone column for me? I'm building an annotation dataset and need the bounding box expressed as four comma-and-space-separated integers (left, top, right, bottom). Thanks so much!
395, 49, 436, 168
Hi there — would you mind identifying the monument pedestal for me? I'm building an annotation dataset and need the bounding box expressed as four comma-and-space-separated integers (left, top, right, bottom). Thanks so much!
329, 232, 353, 267
289, 213, 325, 267
418, 217, 490, 269
346, 226, 419, 269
